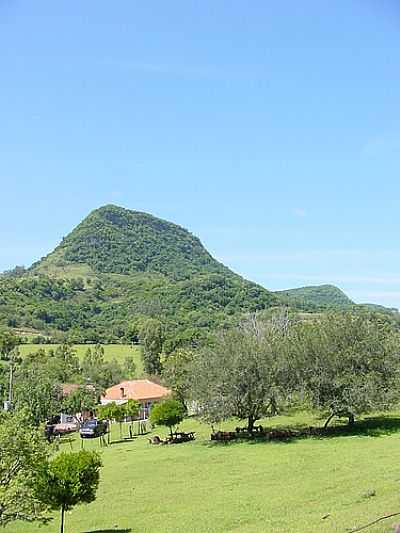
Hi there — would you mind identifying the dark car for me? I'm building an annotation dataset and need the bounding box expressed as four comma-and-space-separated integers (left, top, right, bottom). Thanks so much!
79, 419, 109, 439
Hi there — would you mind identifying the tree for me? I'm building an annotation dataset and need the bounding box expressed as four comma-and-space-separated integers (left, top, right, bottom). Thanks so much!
36, 450, 102, 533
61, 385, 98, 417
14, 364, 61, 425
139, 318, 164, 375
97, 401, 125, 439
124, 399, 140, 437
191, 316, 289, 433
150, 398, 185, 437
297, 313, 400, 427
0, 329, 21, 407
162, 348, 194, 409
0, 411, 50, 527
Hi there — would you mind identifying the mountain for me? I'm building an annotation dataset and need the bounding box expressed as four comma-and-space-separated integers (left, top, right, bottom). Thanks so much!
275, 284, 354, 310
0, 205, 278, 344
33, 205, 232, 279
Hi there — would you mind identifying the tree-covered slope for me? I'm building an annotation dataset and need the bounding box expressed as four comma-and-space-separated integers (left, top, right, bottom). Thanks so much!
32, 205, 231, 279
275, 284, 354, 310
1, 205, 278, 342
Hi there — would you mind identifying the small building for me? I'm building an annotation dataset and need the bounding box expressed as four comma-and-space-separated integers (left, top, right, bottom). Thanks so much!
101, 379, 171, 419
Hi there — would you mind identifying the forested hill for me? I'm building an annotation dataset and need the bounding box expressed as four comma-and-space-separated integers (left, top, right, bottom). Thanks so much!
32, 205, 231, 279
0, 205, 278, 344
275, 284, 354, 309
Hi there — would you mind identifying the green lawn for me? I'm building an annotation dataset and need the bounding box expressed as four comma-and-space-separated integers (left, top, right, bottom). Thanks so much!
8, 411, 400, 533
19, 343, 143, 374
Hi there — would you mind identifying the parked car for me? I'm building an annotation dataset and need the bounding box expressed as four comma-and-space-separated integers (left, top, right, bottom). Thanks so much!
53, 422, 79, 435
79, 419, 109, 439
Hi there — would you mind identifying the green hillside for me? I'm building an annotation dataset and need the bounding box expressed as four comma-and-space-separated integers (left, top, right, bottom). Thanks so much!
275, 284, 354, 310
0, 205, 278, 343
33, 204, 231, 279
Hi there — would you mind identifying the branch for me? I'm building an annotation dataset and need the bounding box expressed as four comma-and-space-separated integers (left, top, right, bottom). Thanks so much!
349, 511, 400, 532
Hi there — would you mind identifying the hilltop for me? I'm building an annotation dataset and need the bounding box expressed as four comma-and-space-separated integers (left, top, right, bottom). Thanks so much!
33, 205, 231, 279
275, 284, 354, 310
0, 205, 278, 343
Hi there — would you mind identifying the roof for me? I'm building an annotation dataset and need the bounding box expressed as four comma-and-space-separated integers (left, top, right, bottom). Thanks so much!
101, 380, 171, 402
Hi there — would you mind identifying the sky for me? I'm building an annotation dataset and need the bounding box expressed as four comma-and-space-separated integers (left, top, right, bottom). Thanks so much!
1, 1, 400, 308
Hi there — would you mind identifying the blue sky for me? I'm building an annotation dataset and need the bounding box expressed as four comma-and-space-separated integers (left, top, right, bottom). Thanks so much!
1, 1, 399, 308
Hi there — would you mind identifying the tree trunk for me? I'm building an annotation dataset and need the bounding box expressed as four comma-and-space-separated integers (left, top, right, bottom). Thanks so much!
324, 413, 335, 429
247, 415, 255, 434
60, 505, 65, 533
8, 359, 14, 406
348, 414, 355, 427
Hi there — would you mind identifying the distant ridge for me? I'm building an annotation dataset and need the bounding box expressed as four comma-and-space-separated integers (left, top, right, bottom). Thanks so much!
275, 284, 354, 309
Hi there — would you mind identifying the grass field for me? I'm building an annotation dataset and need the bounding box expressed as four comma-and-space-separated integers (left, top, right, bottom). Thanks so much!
8, 410, 400, 533
19, 343, 143, 374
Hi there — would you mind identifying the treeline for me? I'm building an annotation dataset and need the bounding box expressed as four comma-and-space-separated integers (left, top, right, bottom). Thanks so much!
162, 311, 400, 430
0, 270, 277, 345
0, 338, 136, 426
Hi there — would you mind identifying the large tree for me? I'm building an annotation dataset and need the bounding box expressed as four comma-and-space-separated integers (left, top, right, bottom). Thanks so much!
0, 412, 50, 528
140, 318, 164, 375
297, 313, 400, 427
191, 316, 289, 433
162, 348, 194, 410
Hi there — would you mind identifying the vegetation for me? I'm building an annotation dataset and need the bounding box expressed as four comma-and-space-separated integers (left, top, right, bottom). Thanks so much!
0, 205, 278, 344
7, 412, 400, 533
0, 411, 49, 527
36, 450, 102, 533
295, 313, 400, 427
275, 284, 354, 309
150, 398, 185, 437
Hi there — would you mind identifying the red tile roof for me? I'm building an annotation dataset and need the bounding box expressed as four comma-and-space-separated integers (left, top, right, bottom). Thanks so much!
101, 380, 171, 402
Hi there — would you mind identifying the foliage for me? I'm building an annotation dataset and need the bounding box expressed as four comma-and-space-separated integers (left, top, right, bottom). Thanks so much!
294, 313, 400, 426
275, 284, 354, 310
191, 316, 290, 432
14, 363, 61, 425
139, 317, 164, 375
36, 450, 102, 533
0, 411, 50, 527
149, 398, 185, 436
61, 386, 98, 415
162, 348, 194, 409
0, 205, 278, 343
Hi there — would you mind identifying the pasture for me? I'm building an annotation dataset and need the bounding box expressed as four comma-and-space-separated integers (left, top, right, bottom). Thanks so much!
8, 410, 400, 533
18, 343, 143, 374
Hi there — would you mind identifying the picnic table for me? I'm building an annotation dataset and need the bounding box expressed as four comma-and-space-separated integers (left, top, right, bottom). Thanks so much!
148, 431, 196, 445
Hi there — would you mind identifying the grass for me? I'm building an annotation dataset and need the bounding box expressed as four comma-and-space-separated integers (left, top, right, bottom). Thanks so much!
8, 410, 400, 533
19, 344, 143, 374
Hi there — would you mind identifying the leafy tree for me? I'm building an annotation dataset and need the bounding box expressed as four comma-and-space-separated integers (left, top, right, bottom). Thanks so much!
36, 450, 102, 533
0, 329, 21, 406
48, 344, 80, 383
14, 363, 61, 425
0, 411, 50, 527
162, 348, 194, 409
150, 398, 185, 437
296, 313, 400, 427
124, 399, 140, 437
97, 401, 125, 439
123, 355, 137, 379
140, 318, 164, 375
191, 317, 289, 433
61, 386, 98, 416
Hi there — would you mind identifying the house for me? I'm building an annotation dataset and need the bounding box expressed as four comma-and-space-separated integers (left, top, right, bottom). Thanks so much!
101, 379, 171, 419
